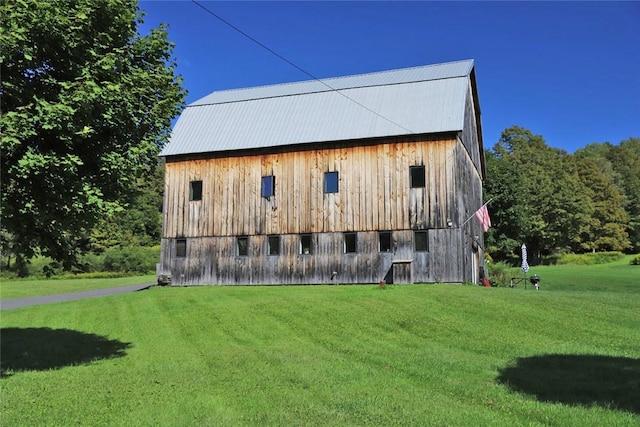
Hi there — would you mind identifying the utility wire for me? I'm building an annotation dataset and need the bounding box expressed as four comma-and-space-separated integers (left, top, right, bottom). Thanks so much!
191, 0, 415, 134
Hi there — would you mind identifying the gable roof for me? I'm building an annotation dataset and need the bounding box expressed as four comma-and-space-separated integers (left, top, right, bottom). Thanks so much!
161, 59, 477, 157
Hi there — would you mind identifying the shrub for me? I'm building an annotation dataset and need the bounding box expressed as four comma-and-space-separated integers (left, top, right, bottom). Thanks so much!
631, 254, 640, 266
103, 246, 160, 274
74, 252, 106, 273
486, 261, 514, 287
557, 251, 625, 265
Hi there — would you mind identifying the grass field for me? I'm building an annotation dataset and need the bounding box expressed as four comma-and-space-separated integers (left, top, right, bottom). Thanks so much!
1, 260, 638, 426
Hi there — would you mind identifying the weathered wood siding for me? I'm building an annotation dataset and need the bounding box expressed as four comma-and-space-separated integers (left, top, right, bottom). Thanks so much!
458, 81, 486, 282
163, 137, 459, 238
160, 134, 485, 285
160, 228, 465, 285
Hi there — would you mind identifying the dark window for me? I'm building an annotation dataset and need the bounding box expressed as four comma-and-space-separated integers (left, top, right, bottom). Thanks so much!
300, 234, 312, 255
237, 237, 248, 256
261, 175, 275, 198
190, 180, 203, 201
176, 239, 187, 257
344, 232, 357, 253
268, 235, 280, 256
414, 231, 428, 252
410, 166, 425, 188
324, 171, 339, 193
379, 231, 392, 252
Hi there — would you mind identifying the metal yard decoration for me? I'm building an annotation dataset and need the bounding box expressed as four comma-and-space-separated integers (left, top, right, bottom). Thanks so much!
521, 243, 529, 274
509, 243, 532, 289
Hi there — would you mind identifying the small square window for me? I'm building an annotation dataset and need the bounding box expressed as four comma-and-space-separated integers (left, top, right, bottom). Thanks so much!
410, 166, 425, 188
324, 171, 339, 193
190, 180, 203, 201
261, 175, 275, 198
344, 232, 357, 253
237, 237, 248, 256
379, 231, 392, 252
268, 235, 280, 256
176, 239, 187, 257
300, 234, 312, 255
414, 231, 428, 252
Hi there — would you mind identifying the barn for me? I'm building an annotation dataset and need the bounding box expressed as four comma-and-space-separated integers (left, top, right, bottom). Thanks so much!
158, 59, 486, 286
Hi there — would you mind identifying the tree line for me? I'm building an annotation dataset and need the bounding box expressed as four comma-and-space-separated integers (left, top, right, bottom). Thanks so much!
484, 126, 639, 264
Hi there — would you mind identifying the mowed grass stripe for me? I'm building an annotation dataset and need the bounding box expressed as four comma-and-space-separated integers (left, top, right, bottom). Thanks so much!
1, 284, 638, 426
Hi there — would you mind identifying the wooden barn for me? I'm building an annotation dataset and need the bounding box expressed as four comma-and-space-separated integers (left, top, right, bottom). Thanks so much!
158, 59, 487, 286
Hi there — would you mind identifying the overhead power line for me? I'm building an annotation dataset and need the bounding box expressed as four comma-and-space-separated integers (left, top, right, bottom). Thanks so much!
191, 0, 415, 134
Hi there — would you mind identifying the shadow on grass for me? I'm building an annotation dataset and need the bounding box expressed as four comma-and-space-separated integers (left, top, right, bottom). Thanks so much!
1, 327, 131, 378
497, 354, 640, 414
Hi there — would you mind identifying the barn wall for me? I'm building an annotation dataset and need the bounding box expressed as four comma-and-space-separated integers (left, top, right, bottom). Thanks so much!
160, 135, 484, 285
457, 92, 487, 283
160, 228, 468, 285
460, 82, 483, 176
163, 137, 459, 239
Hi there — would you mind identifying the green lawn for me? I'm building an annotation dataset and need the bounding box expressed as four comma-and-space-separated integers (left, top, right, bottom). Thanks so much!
0, 275, 155, 299
1, 270, 638, 426
522, 255, 639, 293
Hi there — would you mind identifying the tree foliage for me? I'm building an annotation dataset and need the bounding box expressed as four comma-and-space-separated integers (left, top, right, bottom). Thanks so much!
0, 0, 186, 267
90, 163, 164, 251
485, 126, 637, 262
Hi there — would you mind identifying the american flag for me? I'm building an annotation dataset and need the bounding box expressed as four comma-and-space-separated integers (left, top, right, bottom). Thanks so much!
474, 203, 491, 232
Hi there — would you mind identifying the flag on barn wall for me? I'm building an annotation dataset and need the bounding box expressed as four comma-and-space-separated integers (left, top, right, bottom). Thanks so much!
474, 203, 491, 232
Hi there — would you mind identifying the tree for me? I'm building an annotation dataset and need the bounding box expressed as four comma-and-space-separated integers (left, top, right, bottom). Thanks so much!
1, 0, 186, 268
90, 162, 165, 251
607, 139, 640, 252
575, 139, 640, 253
485, 126, 592, 261
484, 149, 528, 263
572, 158, 630, 252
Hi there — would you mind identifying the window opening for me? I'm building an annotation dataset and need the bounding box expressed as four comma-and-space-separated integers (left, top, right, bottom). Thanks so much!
176, 239, 187, 257
190, 180, 203, 201
324, 171, 339, 193
379, 231, 392, 252
344, 232, 357, 253
268, 235, 280, 255
237, 237, 248, 256
261, 175, 275, 198
300, 234, 312, 255
414, 231, 429, 252
410, 166, 425, 188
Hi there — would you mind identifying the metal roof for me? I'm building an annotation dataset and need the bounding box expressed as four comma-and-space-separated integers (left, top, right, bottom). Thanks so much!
161, 59, 476, 157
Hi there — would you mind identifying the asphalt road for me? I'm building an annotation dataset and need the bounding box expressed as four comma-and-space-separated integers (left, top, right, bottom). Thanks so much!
0, 283, 154, 311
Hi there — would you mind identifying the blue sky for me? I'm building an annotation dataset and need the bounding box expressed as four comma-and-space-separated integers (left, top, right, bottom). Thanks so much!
139, 1, 639, 153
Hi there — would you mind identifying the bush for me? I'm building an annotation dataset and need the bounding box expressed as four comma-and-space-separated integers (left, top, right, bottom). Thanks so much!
103, 246, 160, 274
557, 251, 625, 265
74, 252, 106, 273
631, 254, 640, 266
486, 261, 514, 287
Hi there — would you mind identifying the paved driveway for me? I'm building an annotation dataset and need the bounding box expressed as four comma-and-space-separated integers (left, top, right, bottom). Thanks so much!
0, 283, 154, 311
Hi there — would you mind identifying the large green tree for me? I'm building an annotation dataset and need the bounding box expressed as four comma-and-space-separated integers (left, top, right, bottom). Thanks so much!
572, 158, 630, 252
485, 126, 592, 261
89, 162, 165, 252
604, 140, 640, 253
1, 0, 185, 268
575, 139, 640, 253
